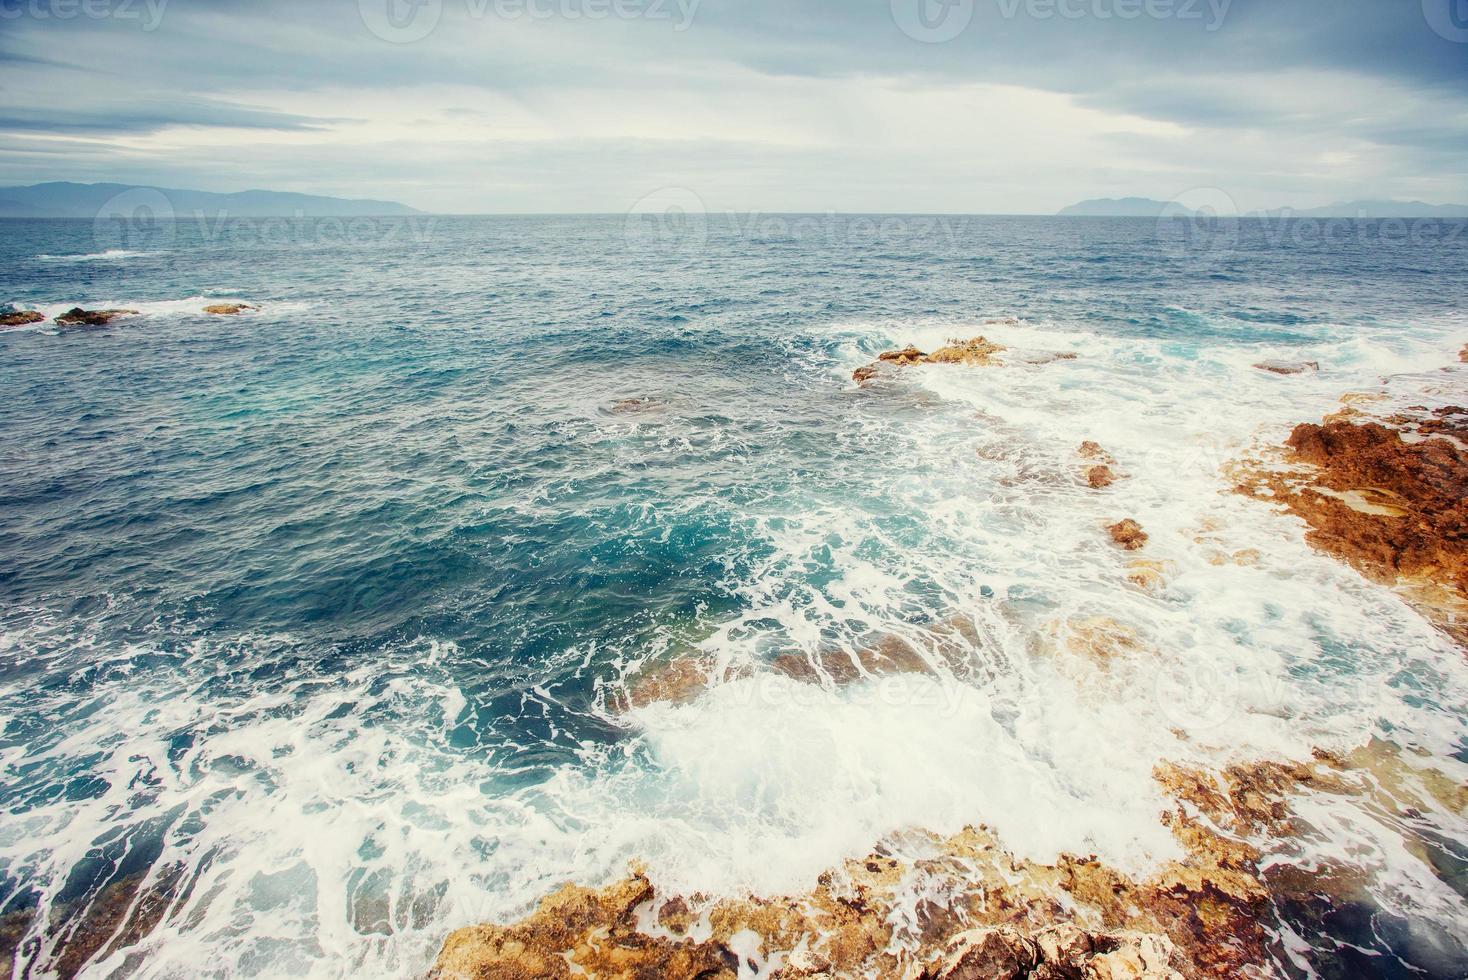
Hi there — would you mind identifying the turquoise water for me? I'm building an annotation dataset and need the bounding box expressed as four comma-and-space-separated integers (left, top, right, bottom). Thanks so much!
2, 215, 1467, 977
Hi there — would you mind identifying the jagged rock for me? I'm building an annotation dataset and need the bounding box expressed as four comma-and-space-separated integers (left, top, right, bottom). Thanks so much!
1088, 465, 1117, 488
925, 336, 1007, 365
1108, 519, 1149, 550
853, 364, 879, 383
1079, 441, 1115, 464
434, 874, 738, 980
0, 306, 45, 328
435, 811, 1264, 980
1237, 419, 1467, 599
1460, 343, 1466, 363
1253, 360, 1320, 376
202, 303, 256, 315
879, 346, 927, 365
54, 307, 138, 327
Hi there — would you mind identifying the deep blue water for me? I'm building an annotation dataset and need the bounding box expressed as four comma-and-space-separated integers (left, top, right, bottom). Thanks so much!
2, 215, 1467, 978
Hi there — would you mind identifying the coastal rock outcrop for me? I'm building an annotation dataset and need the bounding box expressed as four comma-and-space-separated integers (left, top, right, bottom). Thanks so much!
432, 785, 1277, 980
1108, 519, 1149, 551
855, 337, 1015, 381
54, 307, 138, 327
1088, 465, 1117, 488
1236, 418, 1467, 601
924, 336, 1007, 365
203, 303, 256, 315
0, 306, 45, 328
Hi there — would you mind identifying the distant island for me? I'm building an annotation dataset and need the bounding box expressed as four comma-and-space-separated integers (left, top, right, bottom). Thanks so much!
1059, 196, 1468, 218
1057, 197, 1198, 217
0, 182, 422, 218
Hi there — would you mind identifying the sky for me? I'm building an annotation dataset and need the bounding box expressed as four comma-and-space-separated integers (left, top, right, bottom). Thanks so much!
0, 0, 1465, 213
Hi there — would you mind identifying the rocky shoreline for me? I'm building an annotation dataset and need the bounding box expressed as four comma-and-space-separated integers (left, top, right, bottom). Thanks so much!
1232, 360, 1467, 647
430, 340, 1468, 979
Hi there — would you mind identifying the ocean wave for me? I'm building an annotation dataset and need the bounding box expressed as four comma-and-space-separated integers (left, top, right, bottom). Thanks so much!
34, 249, 146, 262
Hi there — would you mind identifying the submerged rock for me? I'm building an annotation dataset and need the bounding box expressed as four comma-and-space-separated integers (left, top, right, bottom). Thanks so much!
1079, 441, 1116, 464
202, 303, 256, 315
1460, 343, 1467, 363
1088, 464, 1117, 488
1108, 519, 1149, 551
1253, 360, 1320, 376
54, 307, 138, 327
1127, 558, 1174, 593
852, 364, 879, 384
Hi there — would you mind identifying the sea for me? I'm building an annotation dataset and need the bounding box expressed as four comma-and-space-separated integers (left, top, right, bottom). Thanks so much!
1, 212, 1466, 978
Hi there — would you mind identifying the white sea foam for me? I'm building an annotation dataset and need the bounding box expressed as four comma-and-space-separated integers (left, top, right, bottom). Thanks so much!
19, 296, 293, 323
34, 249, 146, 262
2, 313, 1466, 977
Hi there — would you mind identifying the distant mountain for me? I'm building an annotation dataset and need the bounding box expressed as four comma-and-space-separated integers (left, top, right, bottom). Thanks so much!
1248, 200, 1468, 218
0, 182, 422, 218
1057, 198, 1199, 217
1059, 196, 1468, 219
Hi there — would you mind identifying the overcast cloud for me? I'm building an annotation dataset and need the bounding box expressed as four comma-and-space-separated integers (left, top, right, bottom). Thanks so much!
0, 0, 1464, 212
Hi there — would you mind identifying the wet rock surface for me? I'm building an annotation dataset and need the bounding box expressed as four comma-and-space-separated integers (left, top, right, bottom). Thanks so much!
202, 303, 256, 315
1107, 519, 1149, 551
1235, 416, 1467, 605
1088, 464, 1117, 488
0, 306, 45, 328
433, 770, 1286, 980
54, 307, 138, 327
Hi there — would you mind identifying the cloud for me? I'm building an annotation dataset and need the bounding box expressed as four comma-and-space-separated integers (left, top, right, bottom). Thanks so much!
0, 0, 1463, 210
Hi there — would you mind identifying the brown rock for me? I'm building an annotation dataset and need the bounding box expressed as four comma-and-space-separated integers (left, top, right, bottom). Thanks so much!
0, 309, 45, 328
202, 303, 256, 315
1268, 420, 1466, 597
1079, 441, 1116, 463
1253, 360, 1320, 376
924, 336, 1007, 366
1460, 344, 1467, 363
1108, 519, 1149, 551
853, 364, 879, 383
878, 345, 927, 365
1088, 464, 1117, 489
54, 307, 138, 327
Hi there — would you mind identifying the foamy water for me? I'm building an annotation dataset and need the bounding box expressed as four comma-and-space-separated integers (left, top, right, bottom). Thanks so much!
1, 215, 1466, 978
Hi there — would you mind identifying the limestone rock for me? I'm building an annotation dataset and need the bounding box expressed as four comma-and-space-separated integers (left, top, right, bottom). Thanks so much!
1108, 519, 1149, 550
